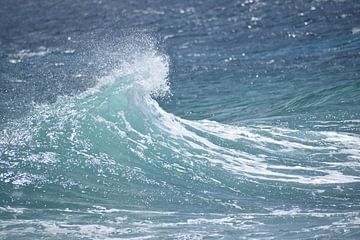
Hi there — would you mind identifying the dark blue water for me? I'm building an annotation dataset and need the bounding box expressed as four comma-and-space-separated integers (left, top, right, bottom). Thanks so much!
1, 0, 360, 239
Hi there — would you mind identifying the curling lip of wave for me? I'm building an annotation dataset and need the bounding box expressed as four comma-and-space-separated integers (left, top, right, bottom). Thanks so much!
87, 51, 360, 185
1, 50, 360, 190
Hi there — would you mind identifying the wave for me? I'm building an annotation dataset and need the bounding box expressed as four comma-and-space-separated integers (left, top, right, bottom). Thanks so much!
1, 45, 360, 212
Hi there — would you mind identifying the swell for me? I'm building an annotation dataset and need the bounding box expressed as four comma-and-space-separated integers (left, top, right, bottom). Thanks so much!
1, 48, 360, 212
277, 81, 360, 114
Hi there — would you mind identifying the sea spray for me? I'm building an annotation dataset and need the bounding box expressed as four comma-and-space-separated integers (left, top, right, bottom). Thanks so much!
1, 37, 360, 239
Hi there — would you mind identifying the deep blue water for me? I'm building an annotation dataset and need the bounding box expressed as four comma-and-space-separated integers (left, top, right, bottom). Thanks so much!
1, 0, 360, 239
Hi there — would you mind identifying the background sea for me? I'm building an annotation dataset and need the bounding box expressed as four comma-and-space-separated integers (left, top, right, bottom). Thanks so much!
1, 0, 360, 239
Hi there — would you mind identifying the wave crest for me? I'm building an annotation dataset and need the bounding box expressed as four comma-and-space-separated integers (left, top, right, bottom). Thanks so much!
1, 43, 360, 211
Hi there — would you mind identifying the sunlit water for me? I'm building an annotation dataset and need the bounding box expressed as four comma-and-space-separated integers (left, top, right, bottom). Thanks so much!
1, 0, 360, 239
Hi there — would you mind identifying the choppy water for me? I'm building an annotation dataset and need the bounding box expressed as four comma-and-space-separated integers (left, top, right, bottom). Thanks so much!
1, 0, 360, 239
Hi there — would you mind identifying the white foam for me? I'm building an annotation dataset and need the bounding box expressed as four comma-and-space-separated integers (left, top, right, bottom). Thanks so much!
2, 38, 359, 188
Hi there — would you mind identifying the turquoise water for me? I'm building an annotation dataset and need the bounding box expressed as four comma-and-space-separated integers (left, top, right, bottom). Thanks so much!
1, 0, 360, 239
2, 43, 360, 239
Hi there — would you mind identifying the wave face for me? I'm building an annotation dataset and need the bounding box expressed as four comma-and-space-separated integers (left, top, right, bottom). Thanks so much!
1, 44, 360, 239
1, 0, 360, 238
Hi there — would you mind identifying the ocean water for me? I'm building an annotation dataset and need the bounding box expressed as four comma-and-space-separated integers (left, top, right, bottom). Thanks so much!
1, 0, 360, 239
